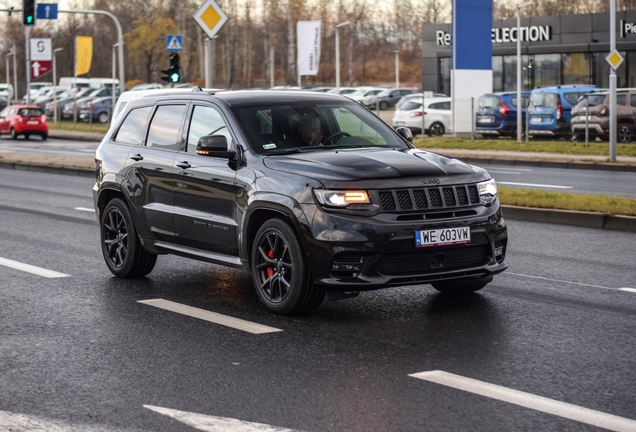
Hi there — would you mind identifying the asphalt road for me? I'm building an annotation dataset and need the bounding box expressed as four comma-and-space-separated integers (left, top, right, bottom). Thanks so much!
0, 136, 100, 158
1, 169, 636, 432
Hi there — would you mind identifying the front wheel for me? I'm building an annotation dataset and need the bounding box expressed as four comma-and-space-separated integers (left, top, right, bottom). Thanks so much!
431, 275, 492, 295
10, 128, 17, 140
618, 124, 633, 143
100, 198, 157, 278
251, 219, 324, 315
428, 122, 445, 137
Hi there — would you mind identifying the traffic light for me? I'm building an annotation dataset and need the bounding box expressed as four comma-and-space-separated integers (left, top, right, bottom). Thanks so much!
22, 0, 35, 25
161, 53, 181, 84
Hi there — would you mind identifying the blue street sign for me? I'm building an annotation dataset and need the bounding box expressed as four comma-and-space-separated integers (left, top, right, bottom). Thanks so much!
36, 3, 58, 20
166, 35, 183, 52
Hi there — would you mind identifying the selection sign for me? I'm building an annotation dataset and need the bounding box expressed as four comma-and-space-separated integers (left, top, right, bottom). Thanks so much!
193, 0, 227, 39
31, 60, 52, 79
30, 38, 52, 61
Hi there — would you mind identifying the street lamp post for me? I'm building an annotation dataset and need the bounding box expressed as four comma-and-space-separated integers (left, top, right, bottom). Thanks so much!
335, 21, 350, 93
5, 51, 13, 102
52, 48, 63, 124
516, 1, 532, 143
395, 49, 400, 89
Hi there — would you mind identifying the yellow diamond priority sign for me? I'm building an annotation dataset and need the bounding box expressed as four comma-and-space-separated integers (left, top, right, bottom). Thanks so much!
605, 49, 624, 70
193, 0, 228, 39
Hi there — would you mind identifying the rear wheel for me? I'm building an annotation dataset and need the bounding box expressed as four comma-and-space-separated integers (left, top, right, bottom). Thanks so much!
431, 275, 492, 295
428, 122, 445, 137
379, 101, 388, 110
98, 112, 110, 124
100, 198, 157, 278
10, 128, 17, 140
41, 133, 48, 140
251, 218, 324, 315
618, 124, 632, 143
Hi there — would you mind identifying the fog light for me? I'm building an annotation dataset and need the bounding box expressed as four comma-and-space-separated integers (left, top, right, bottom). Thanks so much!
495, 246, 504, 256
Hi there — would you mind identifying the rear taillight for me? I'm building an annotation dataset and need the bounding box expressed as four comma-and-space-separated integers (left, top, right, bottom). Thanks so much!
409, 111, 423, 117
556, 104, 562, 120
41, 115, 46, 121
499, 102, 510, 119
16, 115, 23, 122
599, 106, 608, 116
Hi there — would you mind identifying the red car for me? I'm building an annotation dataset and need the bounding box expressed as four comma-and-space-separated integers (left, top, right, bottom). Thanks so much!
0, 105, 49, 140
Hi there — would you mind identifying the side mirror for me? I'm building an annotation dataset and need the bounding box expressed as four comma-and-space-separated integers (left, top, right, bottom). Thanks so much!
396, 126, 413, 143
196, 135, 237, 159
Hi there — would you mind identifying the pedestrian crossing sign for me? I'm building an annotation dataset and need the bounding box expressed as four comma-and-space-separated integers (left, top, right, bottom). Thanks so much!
166, 35, 183, 52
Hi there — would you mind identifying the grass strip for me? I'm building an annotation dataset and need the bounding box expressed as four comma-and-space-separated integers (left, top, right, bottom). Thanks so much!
49, 122, 109, 134
499, 187, 636, 216
413, 136, 636, 157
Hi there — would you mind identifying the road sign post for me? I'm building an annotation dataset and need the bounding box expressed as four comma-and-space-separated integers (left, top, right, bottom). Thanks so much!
193, 0, 227, 88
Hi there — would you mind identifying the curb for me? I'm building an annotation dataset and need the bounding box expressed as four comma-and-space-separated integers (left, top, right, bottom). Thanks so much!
1, 160, 635, 233
49, 129, 105, 142
459, 157, 636, 173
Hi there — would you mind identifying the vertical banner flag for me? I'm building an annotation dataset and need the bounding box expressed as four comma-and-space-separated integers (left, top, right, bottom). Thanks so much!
297, 20, 321, 75
75, 36, 93, 76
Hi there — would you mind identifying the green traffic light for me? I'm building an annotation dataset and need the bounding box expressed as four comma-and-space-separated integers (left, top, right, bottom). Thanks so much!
170, 73, 180, 83
26, 16, 33, 23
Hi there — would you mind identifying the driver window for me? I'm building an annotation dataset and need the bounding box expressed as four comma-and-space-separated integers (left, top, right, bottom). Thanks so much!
187, 105, 233, 153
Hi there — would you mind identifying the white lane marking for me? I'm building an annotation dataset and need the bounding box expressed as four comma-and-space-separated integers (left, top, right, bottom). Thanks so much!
138, 299, 283, 334
410, 370, 636, 432
498, 181, 572, 189
74, 207, 96, 212
503, 272, 616, 291
487, 170, 522, 175
0, 257, 70, 278
619, 288, 636, 293
144, 405, 303, 431
0, 408, 133, 431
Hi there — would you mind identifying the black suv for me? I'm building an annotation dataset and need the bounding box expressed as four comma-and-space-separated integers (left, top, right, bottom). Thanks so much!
93, 89, 508, 315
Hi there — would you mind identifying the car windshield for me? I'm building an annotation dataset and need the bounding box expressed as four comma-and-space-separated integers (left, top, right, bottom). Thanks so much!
478, 96, 501, 108
232, 101, 409, 154
530, 92, 560, 108
376, 90, 392, 98
575, 95, 606, 108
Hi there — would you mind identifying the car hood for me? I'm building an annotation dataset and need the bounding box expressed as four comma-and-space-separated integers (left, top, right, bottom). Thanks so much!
263, 148, 488, 188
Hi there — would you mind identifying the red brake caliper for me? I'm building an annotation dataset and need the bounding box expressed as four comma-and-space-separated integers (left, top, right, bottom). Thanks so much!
267, 249, 275, 278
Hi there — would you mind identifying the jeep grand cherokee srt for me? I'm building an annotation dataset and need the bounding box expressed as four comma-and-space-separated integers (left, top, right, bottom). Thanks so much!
93, 88, 508, 315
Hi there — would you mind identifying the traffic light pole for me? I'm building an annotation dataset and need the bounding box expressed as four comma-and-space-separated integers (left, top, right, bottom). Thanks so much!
25, 25, 30, 104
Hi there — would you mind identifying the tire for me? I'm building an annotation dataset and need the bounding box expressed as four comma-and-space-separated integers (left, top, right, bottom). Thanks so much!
429, 122, 445, 137
379, 101, 388, 110
24, 134, 30, 140
98, 112, 110, 124
251, 218, 324, 315
100, 198, 157, 278
10, 128, 17, 140
41, 133, 48, 140
618, 124, 632, 143
431, 275, 492, 295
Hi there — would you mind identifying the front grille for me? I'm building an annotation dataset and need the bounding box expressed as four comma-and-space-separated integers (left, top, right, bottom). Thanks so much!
376, 184, 480, 212
376, 244, 490, 275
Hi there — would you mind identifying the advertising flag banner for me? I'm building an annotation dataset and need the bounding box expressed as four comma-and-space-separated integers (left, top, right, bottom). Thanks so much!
297, 20, 321, 75
75, 36, 93, 76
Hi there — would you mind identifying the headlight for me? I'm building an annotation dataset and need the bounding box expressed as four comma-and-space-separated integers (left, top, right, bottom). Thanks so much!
314, 190, 370, 207
478, 178, 497, 203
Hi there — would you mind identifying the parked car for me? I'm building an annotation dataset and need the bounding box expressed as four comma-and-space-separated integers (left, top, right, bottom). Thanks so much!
395, 92, 447, 110
392, 97, 451, 136
475, 92, 530, 138
528, 85, 597, 139
130, 83, 164, 91
79, 96, 114, 123
62, 87, 118, 119
363, 88, 416, 110
0, 105, 48, 140
0, 96, 6, 112
346, 87, 386, 103
327, 87, 358, 95
93, 88, 508, 315
570, 90, 636, 143
0, 83, 14, 101
22, 82, 52, 102
33, 87, 70, 111
45, 87, 89, 119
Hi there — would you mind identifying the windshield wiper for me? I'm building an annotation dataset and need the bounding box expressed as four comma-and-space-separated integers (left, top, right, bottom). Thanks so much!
264, 148, 302, 155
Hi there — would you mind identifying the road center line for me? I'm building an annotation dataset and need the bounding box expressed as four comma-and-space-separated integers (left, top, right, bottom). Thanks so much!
410, 370, 636, 432
74, 207, 95, 212
498, 181, 572, 189
138, 299, 283, 334
502, 272, 616, 291
0, 257, 70, 278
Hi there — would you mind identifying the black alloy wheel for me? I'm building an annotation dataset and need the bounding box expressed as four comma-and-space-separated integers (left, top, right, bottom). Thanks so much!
618, 124, 632, 143
251, 219, 324, 315
429, 122, 445, 137
100, 198, 157, 278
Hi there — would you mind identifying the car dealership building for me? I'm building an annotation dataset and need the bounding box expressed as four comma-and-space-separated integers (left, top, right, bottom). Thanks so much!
422, 11, 636, 95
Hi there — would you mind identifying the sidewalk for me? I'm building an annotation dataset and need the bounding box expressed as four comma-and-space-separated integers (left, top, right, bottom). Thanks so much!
1, 134, 635, 232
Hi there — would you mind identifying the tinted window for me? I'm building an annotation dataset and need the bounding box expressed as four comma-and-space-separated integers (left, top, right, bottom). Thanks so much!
186, 105, 233, 153
402, 102, 422, 111
441, 102, 451, 110
113, 106, 152, 145
631, 95, 636, 107
429, 102, 443, 110
478, 96, 501, 108
564, 92, 586, 105
575, 95, 606, 108
617, 94, 627, 106
530, 92, 559, 108
18, 108, 43, 117
146, 104, 186, 150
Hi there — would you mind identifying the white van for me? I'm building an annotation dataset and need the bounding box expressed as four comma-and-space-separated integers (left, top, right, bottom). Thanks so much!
89, 78, 119, 89
58, 77, 91, 89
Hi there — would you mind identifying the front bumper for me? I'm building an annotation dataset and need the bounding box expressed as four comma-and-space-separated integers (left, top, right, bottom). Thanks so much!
571, 122, 605, 135
303, 201, 508, 291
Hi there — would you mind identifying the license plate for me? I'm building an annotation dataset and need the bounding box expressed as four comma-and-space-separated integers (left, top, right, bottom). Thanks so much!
26, 120, 38, 125
530, 117, 543, 124
415, 227, 471, 248
478, 117, 494, 123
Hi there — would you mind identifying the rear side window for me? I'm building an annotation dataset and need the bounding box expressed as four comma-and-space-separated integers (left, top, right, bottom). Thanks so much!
146, 104, 187, 150
617, 94, 627, 106
113, 106, 152, 145
402, 101, 422, 111
478, 96, 501, 108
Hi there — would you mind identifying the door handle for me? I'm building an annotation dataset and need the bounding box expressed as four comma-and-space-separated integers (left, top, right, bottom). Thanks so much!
175, 161, 191, 169
129, 154, 143, 161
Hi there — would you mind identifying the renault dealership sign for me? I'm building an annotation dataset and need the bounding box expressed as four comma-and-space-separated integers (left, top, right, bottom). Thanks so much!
436, 25, 552, 46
